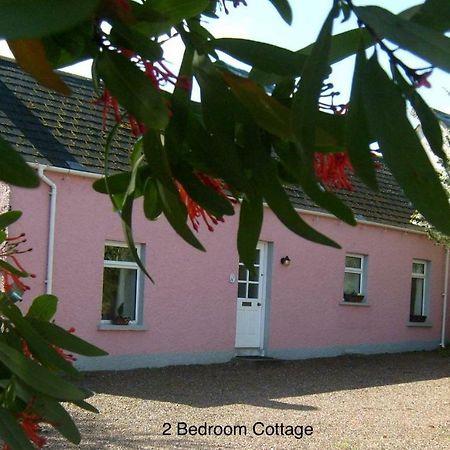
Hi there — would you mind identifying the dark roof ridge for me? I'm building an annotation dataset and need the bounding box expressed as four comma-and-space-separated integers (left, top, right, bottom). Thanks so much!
0, 55, 94, 85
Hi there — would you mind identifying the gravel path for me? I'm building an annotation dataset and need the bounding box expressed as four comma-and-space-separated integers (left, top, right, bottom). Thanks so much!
46, 351, 449, 449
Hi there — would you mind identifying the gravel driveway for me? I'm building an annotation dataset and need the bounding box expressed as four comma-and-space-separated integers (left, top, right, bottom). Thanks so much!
47, 351, 449, 449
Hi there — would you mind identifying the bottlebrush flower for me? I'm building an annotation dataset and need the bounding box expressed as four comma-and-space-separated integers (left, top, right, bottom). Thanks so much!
95, 53, 190, 137
2, 410, 47, 450
0, 233, 35, 300
314, 152, 354, 191
177, 174, 234, 232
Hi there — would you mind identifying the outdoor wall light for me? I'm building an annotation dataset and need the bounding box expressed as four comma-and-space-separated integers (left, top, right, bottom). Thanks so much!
280, 256, 291, 266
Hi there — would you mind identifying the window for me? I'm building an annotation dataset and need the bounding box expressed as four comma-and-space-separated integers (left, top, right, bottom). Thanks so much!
410, 260, 428, 321
101, 243, 143, 324
238, 248, 261, 300
343, 254, 366, 302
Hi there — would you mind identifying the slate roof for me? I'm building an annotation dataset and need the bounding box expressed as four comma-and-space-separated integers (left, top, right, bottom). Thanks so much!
0, 57, 418, 230
0, 57, 130, 173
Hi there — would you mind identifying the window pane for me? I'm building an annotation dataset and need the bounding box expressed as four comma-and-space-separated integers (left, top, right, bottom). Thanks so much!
345, 256, 362, 269
249, 266, 260, 282
412, 262, 425, 275
238, 264, 247, 282
248, 283, 259, 299
104, 245, 134, 262
238, 282, 246, 298
410, 278, 425, 315
344, 272, 361, 294
102, 267, 137, 320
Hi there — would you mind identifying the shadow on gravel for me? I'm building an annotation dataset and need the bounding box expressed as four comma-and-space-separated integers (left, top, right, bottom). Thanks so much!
81, 351, 449, 411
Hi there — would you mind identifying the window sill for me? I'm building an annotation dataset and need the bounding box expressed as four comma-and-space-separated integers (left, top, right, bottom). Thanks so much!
97, 323, 148, 331
339, 301, 370, 307
407, 321, 432, 328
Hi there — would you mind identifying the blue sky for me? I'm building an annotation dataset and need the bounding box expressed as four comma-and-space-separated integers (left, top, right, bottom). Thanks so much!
0, 0, 448, 112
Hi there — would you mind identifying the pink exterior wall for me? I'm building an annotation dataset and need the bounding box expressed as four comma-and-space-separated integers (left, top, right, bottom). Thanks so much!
10, 173, 449, 367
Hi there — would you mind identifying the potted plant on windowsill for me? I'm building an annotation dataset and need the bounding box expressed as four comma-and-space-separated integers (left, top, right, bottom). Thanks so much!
343, 292, 365, 303
111, 303, 131, 325
409, 314, 427, 323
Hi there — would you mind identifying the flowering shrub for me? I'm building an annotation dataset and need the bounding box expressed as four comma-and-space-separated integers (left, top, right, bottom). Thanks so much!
0, 211, 107, 449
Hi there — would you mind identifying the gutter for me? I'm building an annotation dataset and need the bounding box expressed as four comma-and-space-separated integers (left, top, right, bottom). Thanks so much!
36, 165, 57, 295
441, 248, 449, 348
29, 163, 102, 180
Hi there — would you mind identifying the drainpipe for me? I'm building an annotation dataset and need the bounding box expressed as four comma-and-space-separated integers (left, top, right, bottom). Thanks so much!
37, 165, 56, 295
441, 248, 449, 348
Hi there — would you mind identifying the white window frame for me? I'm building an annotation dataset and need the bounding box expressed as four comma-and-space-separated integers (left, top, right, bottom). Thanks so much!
343, 253, 366, 300
410, 259, 428, 318
102, 241, 143, 325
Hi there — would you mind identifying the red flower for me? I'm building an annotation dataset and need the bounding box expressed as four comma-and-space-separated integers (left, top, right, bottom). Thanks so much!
177, 175, 234, 232
0, 233, 34, 299
95, 52, 190, 137
314, 152, 354, 191
2, 411, 47, 450
414, 71, 432, 88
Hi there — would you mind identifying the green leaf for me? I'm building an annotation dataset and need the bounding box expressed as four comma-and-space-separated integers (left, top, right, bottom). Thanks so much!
0, 341, 88, 401
244, 125, 340, 248
93, 172, 132, 195
143, 178, 163, 220
392, 66, 445, 161
0, 260, 28, 278
109, 22, 163, 63
298, 28, 374, 66
134, 0, 208, 36
143, 132, 205, 250
33, 397, 81, 444
187, 120, 251, 193
361, 55, 450, 235
155, 179, 205, 250
0, 137, 39, 188
403, 0, 450, 33
292, 4, 339, 150
0, 0, 100, 40
0, 301, 78, 376
43, 21, 96, 70
0, 211, 22, 229
120, 157, 155, 283
0, 408, 35, 450
97, 50, 169, 130
174, 167, 235, 218
267, 0, 293, 25
195, 59, 236, 138
237, 194, 263, 271
73, 400, 99, 414
163, 40, 194, 159
26, 294, 58, 321
355, 6, 450, 72
345, 42, 378, 190
223, 71, 293, 140
143, 0, 208, 23
211, 39, 306, 76
28, 320, 107, 357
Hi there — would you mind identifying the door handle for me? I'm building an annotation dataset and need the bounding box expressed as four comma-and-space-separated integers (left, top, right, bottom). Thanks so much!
257, 302, 261, 306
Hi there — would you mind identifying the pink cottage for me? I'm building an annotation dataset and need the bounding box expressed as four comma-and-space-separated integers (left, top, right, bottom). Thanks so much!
1, 58, 449, 370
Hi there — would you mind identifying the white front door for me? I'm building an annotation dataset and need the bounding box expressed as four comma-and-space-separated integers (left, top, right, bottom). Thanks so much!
235, 242, 267, 351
